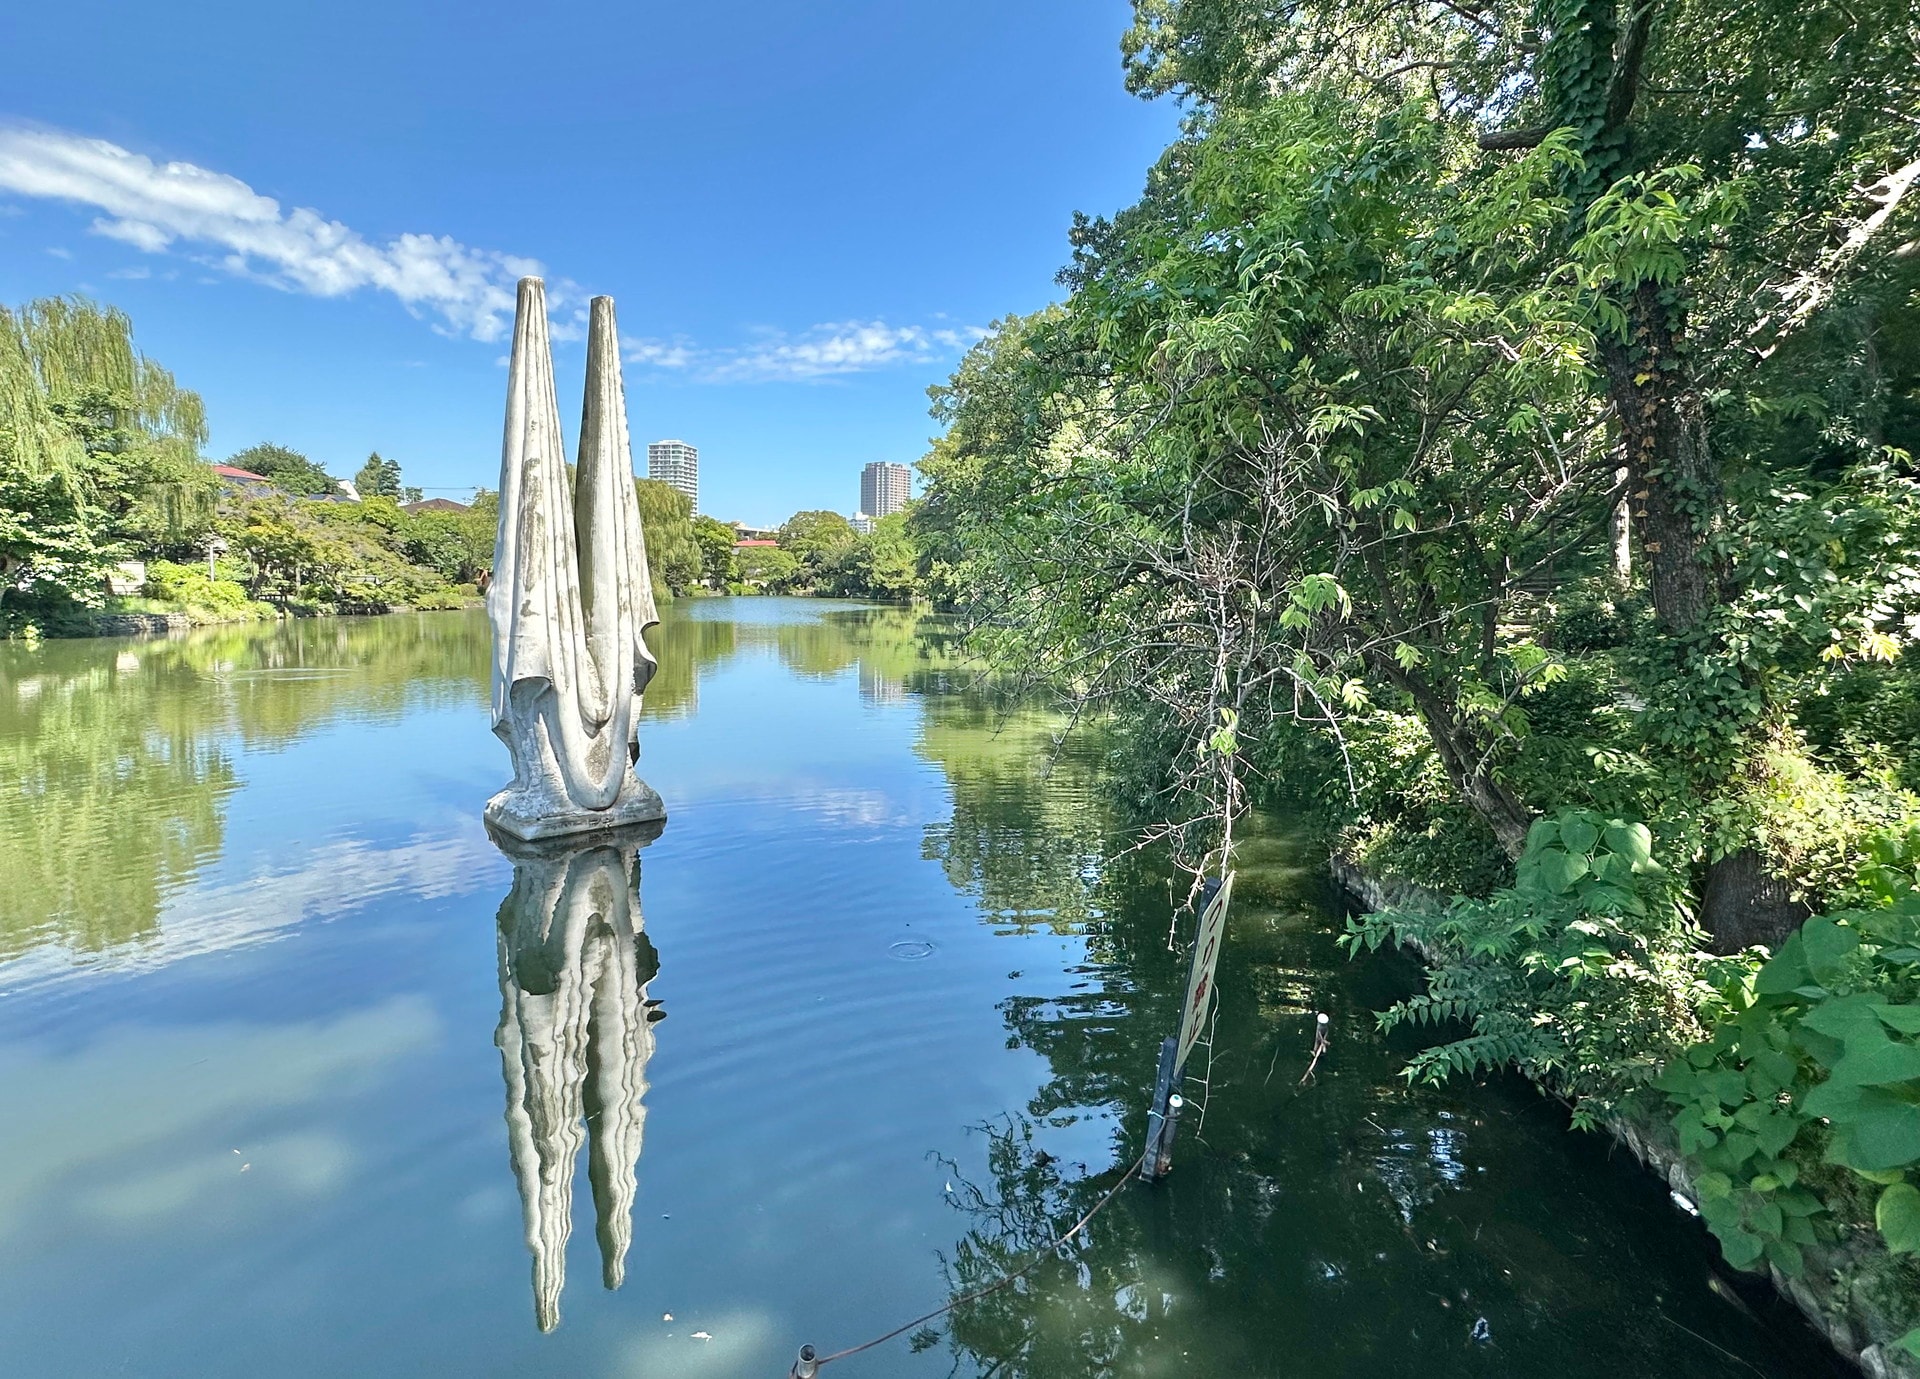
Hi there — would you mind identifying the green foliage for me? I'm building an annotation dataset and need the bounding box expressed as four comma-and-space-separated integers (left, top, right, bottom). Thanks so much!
777, 510, 857, 561
633, 479, 699, 597
1659, 833, 1920, 1272
733, 542, 799, 591
1345, 810, 1723, 1125
1, 297, 215, 627
229, 442, 335, 496
142, 560, 261, 618
353, 452, 404, 499
692, 514, 738, 588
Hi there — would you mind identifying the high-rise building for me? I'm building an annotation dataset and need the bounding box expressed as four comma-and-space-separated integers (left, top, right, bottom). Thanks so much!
647, 440, 699, 510
860, 461, 911, 519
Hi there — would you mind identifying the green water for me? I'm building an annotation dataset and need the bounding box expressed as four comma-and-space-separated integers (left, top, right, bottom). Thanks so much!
0, 600, 1846, 1376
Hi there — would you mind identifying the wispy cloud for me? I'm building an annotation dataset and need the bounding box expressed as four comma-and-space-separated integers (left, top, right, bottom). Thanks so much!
626, 320, 987, 383
0, 125, 542, 341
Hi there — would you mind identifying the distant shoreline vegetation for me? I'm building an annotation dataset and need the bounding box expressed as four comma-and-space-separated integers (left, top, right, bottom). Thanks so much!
2, 294, 936, 640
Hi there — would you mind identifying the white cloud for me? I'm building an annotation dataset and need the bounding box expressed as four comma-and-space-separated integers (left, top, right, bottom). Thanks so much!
0, 830, 500, 993
0, 125, 543, 341
625, 320, 988, 384
624, 336, 696, 370
0, 996, 438, 1239
44, 244, 71, 259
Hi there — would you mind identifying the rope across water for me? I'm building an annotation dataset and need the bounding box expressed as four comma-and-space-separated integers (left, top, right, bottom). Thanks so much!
788, 1151, 1148, 1375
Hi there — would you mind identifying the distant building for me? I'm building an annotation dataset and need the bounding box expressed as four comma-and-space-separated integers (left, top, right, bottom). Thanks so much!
860, 461, 911, 519
210, 463, 275, 498
729, 521, 778, 541
648, 440, 699, 509
850, 512, 875, 535
734, 538, 780, 549
403, 497, 470, 514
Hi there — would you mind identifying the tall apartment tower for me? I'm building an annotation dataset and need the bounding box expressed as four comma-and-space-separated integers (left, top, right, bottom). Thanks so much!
647, 440, 699, 511
860, 461, 911, 520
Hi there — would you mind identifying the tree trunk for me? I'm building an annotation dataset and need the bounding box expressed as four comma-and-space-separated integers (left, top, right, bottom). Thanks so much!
1699, 847, 1810, 953
1609, 466, 1632, 579
1599, 287, 1799, 947
1366, 649, 1533, 859
1598, 285, 1720, 637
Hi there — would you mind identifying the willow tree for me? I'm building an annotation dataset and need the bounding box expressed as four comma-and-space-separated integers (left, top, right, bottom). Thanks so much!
0, 297, 216, 617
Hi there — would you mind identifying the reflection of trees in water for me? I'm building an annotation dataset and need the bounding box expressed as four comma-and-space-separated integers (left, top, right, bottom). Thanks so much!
638, 614, 736, 721
492, 824, 663, 1333
931, 1117, 1149, 1377
772, 605, 951, 689
0, 612, 491, 962
921, 810, 1831, 1377
915, 694, 1117, 936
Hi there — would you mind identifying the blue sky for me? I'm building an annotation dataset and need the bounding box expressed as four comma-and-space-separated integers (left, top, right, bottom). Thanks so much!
0, 0, 1179, 525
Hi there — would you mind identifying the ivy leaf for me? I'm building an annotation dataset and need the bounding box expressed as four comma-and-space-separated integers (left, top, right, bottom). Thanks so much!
1694, 1170, 1733, 1200
1877, 1183, 1920, 1254
1834, 1094, 1920, 1173
1765, 1239, 1805, 1275
1826, 1034, 1920, 1088
1801, 994, 1889, 1043
1603, 821, 1653, 869
1745, 1049, 1798, 1096
1875, 1004, 1920, 1035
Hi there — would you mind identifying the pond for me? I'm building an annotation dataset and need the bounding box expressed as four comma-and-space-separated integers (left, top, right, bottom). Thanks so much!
0, 599, 1849, 1377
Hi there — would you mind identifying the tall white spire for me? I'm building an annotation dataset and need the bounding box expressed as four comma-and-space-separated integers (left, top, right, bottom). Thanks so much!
486, 279, 665, 840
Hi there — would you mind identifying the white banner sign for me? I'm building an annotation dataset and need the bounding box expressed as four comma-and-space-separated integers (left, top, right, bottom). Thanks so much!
1174, 872, 1234, 1073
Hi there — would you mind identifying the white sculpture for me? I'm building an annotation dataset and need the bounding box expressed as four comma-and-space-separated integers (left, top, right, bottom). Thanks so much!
486, 277, 666, 841
494, 825, 664, 1332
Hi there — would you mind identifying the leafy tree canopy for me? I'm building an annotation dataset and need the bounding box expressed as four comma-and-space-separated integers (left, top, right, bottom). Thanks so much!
230, 443, 336, 497
778, 509, 857, 561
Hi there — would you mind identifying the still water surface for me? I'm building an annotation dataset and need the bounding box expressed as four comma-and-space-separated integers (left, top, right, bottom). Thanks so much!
0, 600, 1847, 1377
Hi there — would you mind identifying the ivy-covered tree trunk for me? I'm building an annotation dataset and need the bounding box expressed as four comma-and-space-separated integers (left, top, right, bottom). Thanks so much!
1530, 0, 1806, 951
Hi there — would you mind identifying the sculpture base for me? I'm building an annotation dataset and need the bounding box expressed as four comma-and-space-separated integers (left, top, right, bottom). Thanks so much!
483, 775, 667, 844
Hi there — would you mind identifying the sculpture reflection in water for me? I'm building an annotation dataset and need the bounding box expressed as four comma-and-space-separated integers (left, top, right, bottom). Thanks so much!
490, 820, 666, 1332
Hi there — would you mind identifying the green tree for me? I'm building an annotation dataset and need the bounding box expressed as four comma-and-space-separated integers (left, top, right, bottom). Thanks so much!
1105, 0, 1920, 944
777, 509, 857, 561
837, 512, 921, 600
734, 542, 800, 591
0, 297, 213, 622
354, 452, 404, 499
692, 514, 738, 588
633, 478, 700, 597
230, 442, 336, 497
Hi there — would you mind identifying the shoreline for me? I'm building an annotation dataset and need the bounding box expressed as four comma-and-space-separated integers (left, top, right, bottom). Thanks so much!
1330, 852, 1920, 1379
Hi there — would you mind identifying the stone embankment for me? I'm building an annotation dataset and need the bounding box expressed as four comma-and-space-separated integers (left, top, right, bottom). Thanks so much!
87, 612, 195, 636
1331, 853, 1919, 1379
